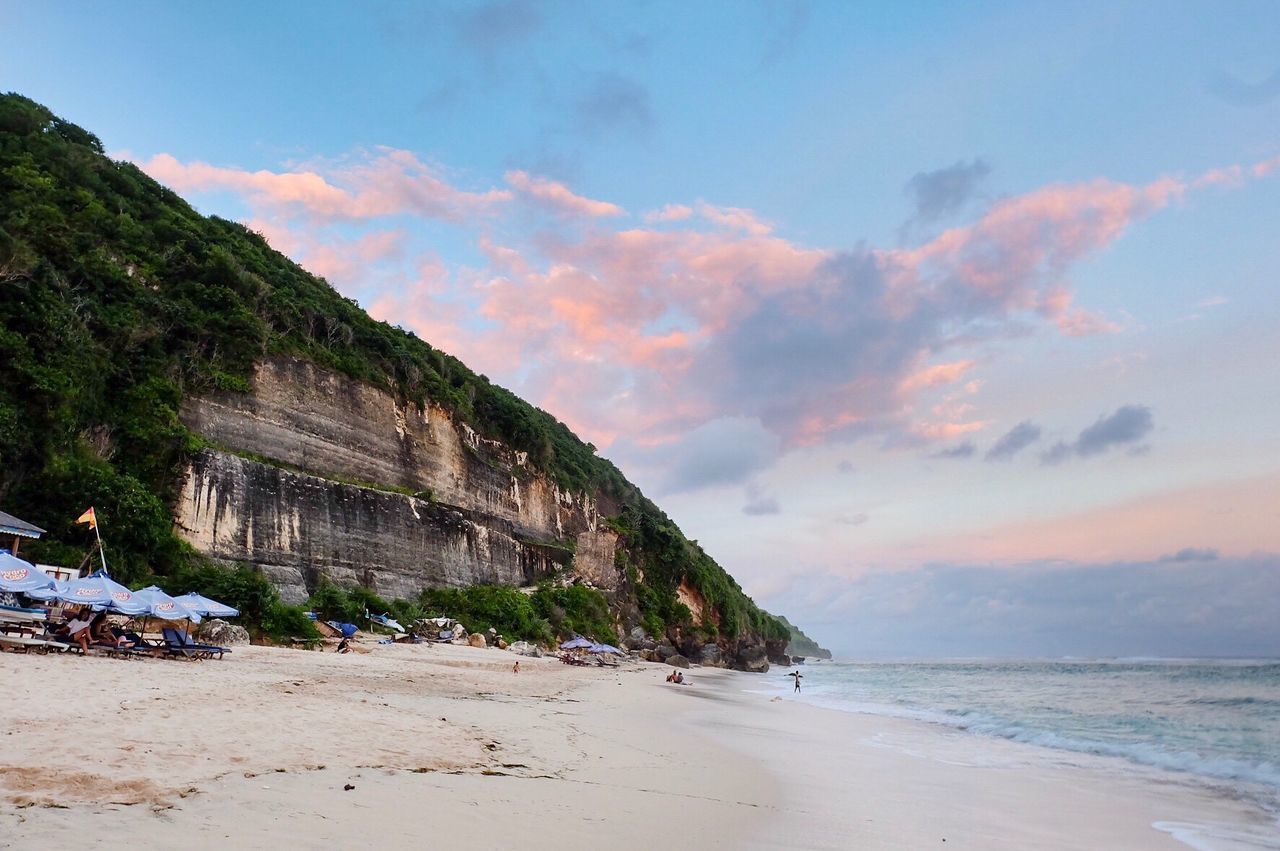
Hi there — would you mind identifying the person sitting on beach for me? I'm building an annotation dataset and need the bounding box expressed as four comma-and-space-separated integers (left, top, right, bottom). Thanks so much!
336, 636, 351, 654
91, 618, 132, 649
674, 671, 684, 684
666, 670, 676, 682
55, 609, 95, 652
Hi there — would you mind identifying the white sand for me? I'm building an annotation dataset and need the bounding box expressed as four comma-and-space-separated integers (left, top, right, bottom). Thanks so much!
1, 646, 1275, 850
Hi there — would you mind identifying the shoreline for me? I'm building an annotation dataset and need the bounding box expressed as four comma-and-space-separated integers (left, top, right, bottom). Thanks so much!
2, 646, 1277, 849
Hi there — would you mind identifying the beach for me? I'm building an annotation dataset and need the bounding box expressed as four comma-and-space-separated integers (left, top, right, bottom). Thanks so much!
2, 645, 1276, 850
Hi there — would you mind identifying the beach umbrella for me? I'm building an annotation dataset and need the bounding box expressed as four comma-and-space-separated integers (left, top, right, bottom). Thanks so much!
24, 579, 67, 601
133, 586, 202, 623
174, 591, 239, 618
560, 636, 593, 650
0, 554, 56, 593
587, 643, 625, 655
49, 571, 149, 615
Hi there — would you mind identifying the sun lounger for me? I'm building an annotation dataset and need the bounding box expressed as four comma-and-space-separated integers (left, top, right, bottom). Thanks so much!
163, 627, 230, 659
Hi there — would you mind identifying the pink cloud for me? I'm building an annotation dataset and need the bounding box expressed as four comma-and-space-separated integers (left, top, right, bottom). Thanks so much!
505, 170, 625, 218
134, 149, 509, 223
643, 204, 694, 223
134, 143, 1277, 484
695, 202, 773, 236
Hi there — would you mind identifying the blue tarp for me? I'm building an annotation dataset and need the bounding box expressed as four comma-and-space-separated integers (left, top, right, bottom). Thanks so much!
329, 621, 359, 638
0, 554, 56, 593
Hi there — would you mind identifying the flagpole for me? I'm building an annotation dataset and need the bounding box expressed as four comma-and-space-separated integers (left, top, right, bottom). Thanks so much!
93, 516, 108, 575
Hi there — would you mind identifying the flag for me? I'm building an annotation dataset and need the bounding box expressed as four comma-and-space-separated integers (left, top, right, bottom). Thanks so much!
75, 507, 97, 530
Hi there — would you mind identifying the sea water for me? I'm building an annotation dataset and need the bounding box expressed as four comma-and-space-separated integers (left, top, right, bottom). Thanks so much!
770, 660, 1280, 823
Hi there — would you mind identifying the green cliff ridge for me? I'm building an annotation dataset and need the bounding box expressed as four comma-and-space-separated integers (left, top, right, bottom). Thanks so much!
0, 92, 829, 661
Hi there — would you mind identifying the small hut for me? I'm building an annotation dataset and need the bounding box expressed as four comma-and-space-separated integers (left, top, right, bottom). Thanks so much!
0, 509, 44, 559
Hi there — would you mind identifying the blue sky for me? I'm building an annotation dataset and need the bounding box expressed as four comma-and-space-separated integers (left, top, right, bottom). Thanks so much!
5, 1, 1278, 656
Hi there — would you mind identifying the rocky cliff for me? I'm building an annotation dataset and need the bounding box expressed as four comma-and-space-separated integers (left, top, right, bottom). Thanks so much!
1, 93, 811, 669
176, 357, 621, 603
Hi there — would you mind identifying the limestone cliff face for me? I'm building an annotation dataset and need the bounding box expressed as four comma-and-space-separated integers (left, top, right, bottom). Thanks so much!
174, 357, 621, 603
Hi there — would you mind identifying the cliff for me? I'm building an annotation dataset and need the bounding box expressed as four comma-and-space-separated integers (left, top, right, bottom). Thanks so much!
175, 356, 620, 603
0, 92, 815, 667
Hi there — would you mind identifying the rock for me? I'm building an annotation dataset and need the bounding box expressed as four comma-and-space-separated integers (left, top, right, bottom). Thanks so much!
792, 656, 806, 665
507, 641, 542, 657
666, 654, 690, 669
195, 619, 250, 646
655, 644, 678, 661
468, 632, 487, 648
698, 645, 724, 666
497, 638, 508, 650
451, 623, 466, 640
629, 626, 648, 642
639, 638, 658, 651
769, 653, 792, 667
734, 645, 770, 674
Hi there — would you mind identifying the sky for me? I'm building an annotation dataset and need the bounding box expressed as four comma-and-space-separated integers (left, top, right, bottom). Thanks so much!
4, 0, 1278, 658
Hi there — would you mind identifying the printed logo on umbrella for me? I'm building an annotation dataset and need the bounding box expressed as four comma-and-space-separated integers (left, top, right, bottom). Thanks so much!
112, 591, 132, 601
2, 569, 30, 581
157, 602, 175, 612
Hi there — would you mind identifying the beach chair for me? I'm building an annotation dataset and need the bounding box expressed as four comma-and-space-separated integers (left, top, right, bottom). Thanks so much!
163, 627, 230, 659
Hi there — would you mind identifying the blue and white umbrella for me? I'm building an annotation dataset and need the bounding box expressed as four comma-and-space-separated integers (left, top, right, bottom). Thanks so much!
174, 592, 239, 618
42, 571, 149, 615
0, 554, 56, 593
588, 643, 625, 655
134, 586, 202, 623
560, 636, 593, 650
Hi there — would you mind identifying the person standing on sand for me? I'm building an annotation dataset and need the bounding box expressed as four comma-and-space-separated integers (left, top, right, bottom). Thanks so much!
513, 660, 520, 674
790, 670, 803, 693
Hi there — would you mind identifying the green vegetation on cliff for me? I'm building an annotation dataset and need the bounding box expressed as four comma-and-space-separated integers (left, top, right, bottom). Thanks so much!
776, 614, 833, 660
0, 92, 785, 646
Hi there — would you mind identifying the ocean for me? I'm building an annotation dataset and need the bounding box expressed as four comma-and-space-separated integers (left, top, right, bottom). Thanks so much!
766, 659, 1280, 821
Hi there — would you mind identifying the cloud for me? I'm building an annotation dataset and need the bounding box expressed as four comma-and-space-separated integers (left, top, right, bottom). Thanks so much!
836, 460, 855, 474
134, 149, 510, 223
985, 421, 1041, 461
1208, 66, 1280, 107
932, 441, 976, 459
1041, 405, 1154, 464
651, 417, 781, 494
1160, 547, 1220, 563
457, 0, 542, 52
574, 73, 653, 139
505, 170, 625, 218
759, 1, 811, 67
743, 485, 781, 516
759, 553, 1280, 658
904, 158, 991, 225
838, 512, 869, 526
644, 204, 693, 224
136, 143, 1279, 493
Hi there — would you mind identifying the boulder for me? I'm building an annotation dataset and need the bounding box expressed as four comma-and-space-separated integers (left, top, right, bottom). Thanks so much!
468, 632, 487, 648
792, 656, 806, 665
734, 645, 770, 674
640, 638, 658, 651
629, 626, 648, 642
665, 654, 690, 669
497, 638, 508, 650
507, 641, 542, 657
769, 653, 792, 668
698, 645, 724, 667
451, 623, 466, 640
195, 619, 250, 646
655, 644, 678, 661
